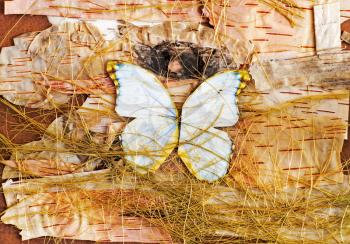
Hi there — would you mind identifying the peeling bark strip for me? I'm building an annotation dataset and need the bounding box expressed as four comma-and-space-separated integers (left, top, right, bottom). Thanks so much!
341, 31, 350, 44
250, 52, 350, 91
314, 2, 341, 53
133, 41, 234, 79
4, 0, 204, 23
1, 191, 171, 242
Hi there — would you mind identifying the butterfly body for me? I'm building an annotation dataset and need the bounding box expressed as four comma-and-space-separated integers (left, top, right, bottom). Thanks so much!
108, 62, 248, 182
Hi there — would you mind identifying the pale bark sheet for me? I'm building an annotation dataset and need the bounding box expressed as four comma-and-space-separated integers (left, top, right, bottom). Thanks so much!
203, 0, 350, 59
5, 0, 204, 23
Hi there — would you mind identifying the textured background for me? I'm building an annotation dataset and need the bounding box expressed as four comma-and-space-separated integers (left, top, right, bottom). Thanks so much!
0, 0, 349, 243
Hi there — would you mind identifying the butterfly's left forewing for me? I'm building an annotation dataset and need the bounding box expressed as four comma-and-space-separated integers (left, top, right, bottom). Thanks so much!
178, 71, 245, 182
109, 63, 179, 173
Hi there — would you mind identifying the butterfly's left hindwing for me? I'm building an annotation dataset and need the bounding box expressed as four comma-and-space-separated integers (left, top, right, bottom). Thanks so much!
178, 71, 244, 182
109, 63, 179, 173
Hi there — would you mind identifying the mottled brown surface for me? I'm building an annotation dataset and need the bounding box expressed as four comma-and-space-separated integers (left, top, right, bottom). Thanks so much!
0, 1, 349, 243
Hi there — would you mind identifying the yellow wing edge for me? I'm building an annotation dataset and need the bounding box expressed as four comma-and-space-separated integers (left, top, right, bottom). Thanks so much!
106, 60, 119, 86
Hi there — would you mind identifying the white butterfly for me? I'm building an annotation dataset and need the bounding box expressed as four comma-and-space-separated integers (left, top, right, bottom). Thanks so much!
107, 62, 249, 182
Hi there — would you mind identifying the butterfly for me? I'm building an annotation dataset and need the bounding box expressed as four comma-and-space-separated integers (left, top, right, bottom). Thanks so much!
107, 62, 249, 182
